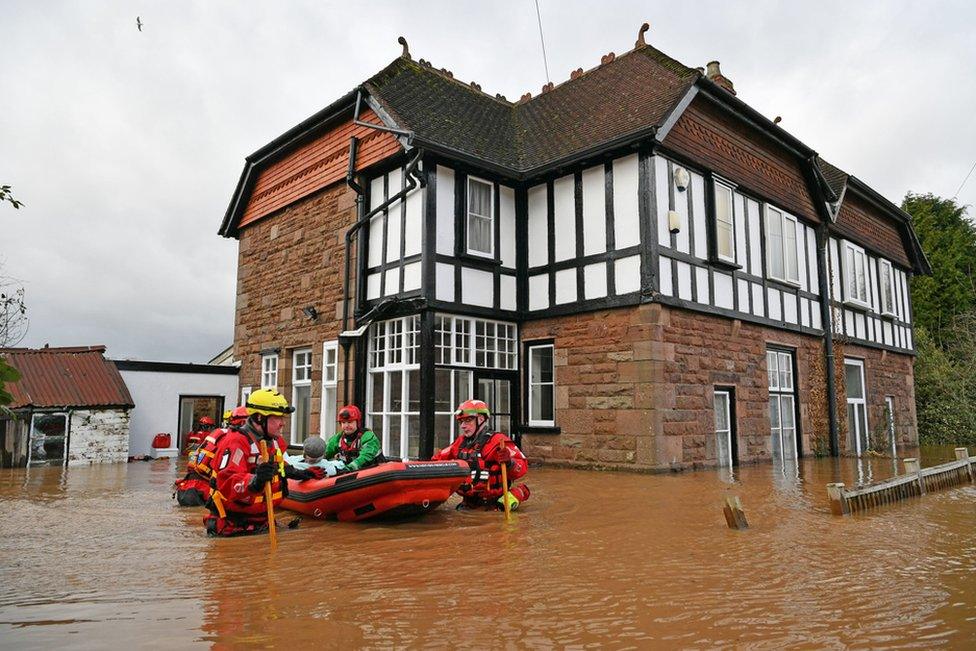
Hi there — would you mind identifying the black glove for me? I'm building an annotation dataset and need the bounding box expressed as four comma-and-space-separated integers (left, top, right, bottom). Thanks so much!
284, 465, 316, 481
248, 461, 277, 492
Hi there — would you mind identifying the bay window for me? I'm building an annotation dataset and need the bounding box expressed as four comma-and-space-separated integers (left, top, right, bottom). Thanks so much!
367, 316, 421, 460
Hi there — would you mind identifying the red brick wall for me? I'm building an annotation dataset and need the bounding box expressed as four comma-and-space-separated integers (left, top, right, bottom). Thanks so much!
235, 182, 358, 440
520, 303, 918, 471
664, 97, 820, 224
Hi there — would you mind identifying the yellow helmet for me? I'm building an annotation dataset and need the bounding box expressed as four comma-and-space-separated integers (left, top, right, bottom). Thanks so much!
222, 410, 232, 421
245, 389, 295, 416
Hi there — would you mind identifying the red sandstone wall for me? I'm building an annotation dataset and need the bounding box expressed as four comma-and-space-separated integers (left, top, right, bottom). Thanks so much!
520, 303, 918, 471
235, 182, 358, 440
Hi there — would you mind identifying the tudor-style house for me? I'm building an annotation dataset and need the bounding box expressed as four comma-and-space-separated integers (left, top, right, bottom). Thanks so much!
219, 27, 929, 470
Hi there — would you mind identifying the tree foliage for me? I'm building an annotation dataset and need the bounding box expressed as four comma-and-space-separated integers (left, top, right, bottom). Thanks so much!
0, 185, 24, 210
903, 193, 976, 349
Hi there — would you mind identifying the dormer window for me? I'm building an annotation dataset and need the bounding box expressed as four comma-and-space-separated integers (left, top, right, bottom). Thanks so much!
466, 177, 494, 257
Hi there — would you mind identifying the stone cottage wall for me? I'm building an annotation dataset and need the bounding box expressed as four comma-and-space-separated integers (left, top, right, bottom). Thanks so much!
68, 409, 130, 465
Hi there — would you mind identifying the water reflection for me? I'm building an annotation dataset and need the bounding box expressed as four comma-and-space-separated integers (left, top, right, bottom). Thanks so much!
0, 449, 973, 648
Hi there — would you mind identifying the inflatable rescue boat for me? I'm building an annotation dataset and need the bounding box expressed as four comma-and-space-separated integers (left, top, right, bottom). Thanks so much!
281, 459, 470, 522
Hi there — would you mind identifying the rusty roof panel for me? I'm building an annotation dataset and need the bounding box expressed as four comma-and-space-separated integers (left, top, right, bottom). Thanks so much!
0, 346, 134, 410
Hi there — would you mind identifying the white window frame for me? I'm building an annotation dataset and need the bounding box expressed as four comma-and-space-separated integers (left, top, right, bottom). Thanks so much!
241, 386, 252, 407
466, 176, 495, 258
527, 343, 555, 427
845, 358, 869, 457
714, 389, 733, 468
713, 180, 736, 264
290, 348, 313, 445
764, 205, 800, 285
261, 354, 278, 390
767, 349, 798, 463
434, 314, 517, 370
366, 316, 421, 460
320, 340, 339, 437
842, 241, 870, 308
878, 258, 897, 317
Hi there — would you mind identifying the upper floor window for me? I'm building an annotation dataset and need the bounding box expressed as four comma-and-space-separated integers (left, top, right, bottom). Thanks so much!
434, 315, 517, 370
467, 177, 494, 257
261, 354, 278, 389
843, 241, 869, 306
713, 181, 736, 264
878, 259, 896, 316
765, 206, 799, 284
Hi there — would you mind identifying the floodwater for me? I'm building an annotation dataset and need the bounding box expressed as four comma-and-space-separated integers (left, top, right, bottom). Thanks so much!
1, 449, 974, 649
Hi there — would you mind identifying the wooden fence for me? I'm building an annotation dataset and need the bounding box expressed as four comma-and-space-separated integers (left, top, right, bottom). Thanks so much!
827, 447, 974, 516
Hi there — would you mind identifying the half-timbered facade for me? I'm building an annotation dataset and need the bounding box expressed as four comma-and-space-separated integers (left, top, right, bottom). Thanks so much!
219, 29, 929, 470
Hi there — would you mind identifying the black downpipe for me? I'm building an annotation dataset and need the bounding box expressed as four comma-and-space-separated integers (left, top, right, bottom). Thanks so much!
815, 222, 840, 456
341, 97, 422, 404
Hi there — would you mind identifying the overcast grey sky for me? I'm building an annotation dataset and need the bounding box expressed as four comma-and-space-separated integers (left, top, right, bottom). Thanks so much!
2, 1, 973, 362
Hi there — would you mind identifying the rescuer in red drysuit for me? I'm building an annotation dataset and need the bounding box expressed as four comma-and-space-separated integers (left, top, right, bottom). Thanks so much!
173, 406, 249, 506
432, 399, 530, 510
202, 390, 324, 536
184, 415, 216, 455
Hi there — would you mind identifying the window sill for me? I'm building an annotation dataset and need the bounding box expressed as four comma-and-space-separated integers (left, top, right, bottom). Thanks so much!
456, 252, 502, 267
843, 299, 871, 312
766, 277, 802, 291
519, 425, 561, 435
711, 257, 742, 272
879, 311, 898, 321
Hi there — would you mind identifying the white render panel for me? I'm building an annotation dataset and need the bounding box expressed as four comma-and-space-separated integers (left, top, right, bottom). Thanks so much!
120, 369, 238, 457
856, 313, 866, 340
811, 305, 821, 330
655, 156, 671, 247
436, 166, 455, 256
829, 238, 842, 300
833, 306, 844, 335
675, 260, 692, 301
555, 268, 577, 304
800, 297, 810, 327
737, 278, 750, 313
751, 283, 765, 318
366, 273, 381, 300
402, 261, 421, 292
906, 329, 913, 350
659, 257, 673, 296
783, 293, 797, 324
582, 165, 607, 255
369, 175, 384, 212
673, 173, 690, 255
806, 225, 819, 295
500, 275, 517, 310
869, 257, 880, 313
614, 255, 641, 294
584, 262, 608, 299
461, 267, 493, 308
529, 273, 549, 310
499, 186, 517, 269
368, 212, 384, 268
691, 172, 707, 260
883, 321, 892, 346
899, 270, 909, 322
734, 192, 748, 269
528, 184, 549, 267
797, 226, 809, 292
714, 272, 734, 309
553, 175, 577, 262
613, 154, 640, 248
767, 287, 782, 321
403, 184, 422, 257
387, 168, 402, 213
747, 199, 762, 276
385, 196, 402, 264
845, 309, 855, 335
383, 267, 400, 296
435, 263, 454, 302
695, 266, 709, 304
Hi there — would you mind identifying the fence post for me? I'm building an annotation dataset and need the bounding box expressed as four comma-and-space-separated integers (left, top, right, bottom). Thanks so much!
954, 448, 973, 482
904, 458, 924, 494
723, 496, 749, 530
826, 482, 849, 516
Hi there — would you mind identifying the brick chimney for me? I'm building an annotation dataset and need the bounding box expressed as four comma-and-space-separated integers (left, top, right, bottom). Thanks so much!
705, 60, 736, 96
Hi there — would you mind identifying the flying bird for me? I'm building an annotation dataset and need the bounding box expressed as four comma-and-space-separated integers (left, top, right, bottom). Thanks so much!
136, 16, 142, 32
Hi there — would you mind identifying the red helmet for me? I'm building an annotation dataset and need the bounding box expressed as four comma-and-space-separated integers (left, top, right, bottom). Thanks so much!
198, 416, 215, 426
229, 406, 249, 424
338, 405, 362, 424
454, 399, 490, 421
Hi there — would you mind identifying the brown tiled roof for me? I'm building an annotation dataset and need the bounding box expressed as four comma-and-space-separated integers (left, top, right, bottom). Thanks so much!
365, 45, 699, 173
0, 346, 134, 410
817, 158, 849, 199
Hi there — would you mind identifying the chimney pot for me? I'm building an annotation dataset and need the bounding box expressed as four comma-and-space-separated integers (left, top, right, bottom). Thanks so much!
705, 60, 736, 95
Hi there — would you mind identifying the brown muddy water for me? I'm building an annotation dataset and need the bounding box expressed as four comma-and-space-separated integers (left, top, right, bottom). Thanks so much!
1, 449, 974, 649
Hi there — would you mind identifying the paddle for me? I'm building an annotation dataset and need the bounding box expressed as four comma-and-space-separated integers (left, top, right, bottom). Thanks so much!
258, 439, 278, 548
499, 440, 511, 521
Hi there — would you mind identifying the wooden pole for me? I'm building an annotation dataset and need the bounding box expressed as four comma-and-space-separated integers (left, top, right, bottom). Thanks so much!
826, 482, 849, 516
499, 441, 511, 521
259, 439, 278, 548
722, 495, 748, 529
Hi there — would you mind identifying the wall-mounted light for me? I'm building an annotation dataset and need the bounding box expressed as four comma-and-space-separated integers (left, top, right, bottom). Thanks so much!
302, 306, 318, 322
668, 210, 681, 234
673, 166, 690, 192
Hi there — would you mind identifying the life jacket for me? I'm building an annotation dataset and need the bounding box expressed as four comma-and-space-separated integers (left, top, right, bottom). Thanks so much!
455, 431, 505, 499
338, 430, 363, 464
173, 475, 210, 506
188, 427, 234, 479
207, 430, 286, 520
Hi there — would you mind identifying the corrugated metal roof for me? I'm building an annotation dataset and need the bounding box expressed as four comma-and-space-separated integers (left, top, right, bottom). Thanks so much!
0, 346, 134, 409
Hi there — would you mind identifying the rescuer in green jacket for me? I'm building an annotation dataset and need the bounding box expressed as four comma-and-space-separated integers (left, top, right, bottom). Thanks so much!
324, 405, 383, 471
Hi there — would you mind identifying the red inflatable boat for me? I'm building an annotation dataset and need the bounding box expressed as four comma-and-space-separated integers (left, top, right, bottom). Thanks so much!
281, 459, 470, 522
